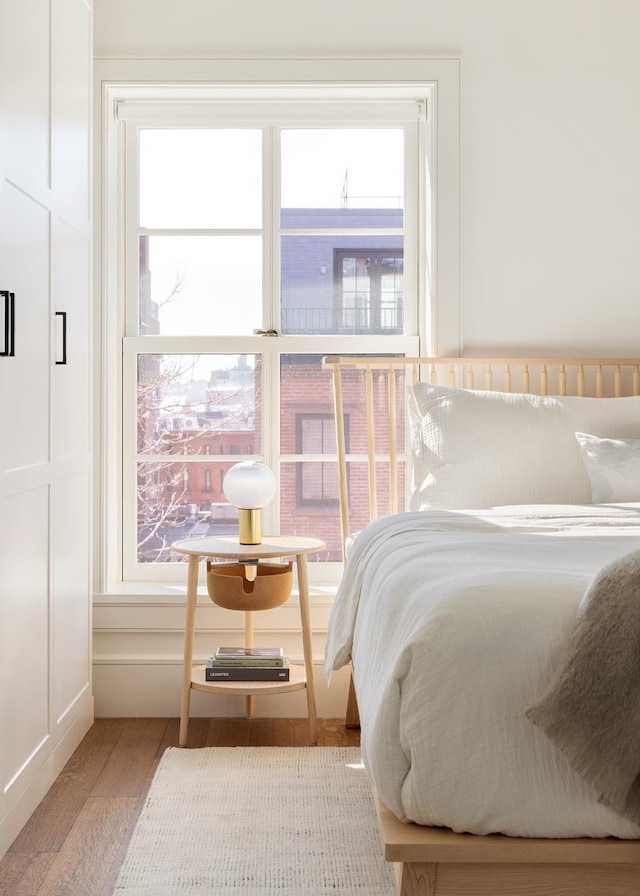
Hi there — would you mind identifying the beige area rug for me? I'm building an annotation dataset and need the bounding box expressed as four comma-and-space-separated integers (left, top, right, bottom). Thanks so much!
113, 746, 396, 895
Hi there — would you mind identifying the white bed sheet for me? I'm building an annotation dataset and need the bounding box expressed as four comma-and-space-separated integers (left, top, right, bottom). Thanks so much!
325, 503, 640, 838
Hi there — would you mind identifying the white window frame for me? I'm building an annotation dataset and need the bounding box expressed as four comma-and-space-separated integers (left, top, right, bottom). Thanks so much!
95, 58, 460, 594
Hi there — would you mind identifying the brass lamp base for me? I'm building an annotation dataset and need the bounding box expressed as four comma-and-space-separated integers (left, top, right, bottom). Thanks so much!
238, 507, 262, 545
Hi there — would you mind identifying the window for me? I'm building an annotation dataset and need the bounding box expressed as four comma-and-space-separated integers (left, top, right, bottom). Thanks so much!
106, 82, 447, 584
296, 414, 343, 507
335, 250, 404, 333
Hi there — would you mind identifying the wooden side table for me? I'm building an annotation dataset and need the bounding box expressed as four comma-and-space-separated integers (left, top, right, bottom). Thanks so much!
172, 535, 325, 747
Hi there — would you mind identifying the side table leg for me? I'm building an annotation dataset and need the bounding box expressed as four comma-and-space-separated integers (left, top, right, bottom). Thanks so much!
179, 554, 200, 747
245, 609, 254, 719
296, 553, 317, 745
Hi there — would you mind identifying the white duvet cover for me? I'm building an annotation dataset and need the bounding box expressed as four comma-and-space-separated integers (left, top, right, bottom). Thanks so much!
325, 503, 640, 838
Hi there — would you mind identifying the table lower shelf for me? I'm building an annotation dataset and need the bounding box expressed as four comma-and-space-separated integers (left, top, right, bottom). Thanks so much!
190, 663, 308, 696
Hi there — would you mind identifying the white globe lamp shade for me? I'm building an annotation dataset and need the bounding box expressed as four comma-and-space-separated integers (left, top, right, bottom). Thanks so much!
222, 462, 277, 544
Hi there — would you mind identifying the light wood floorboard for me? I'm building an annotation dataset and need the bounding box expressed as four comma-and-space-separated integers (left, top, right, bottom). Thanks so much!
0, 718, 359, 896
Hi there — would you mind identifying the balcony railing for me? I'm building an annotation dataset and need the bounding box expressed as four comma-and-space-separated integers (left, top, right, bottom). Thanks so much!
281, 304, 403, 334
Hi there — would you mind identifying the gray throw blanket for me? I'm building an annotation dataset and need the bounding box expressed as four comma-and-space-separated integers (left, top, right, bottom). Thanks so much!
525, 547, 640, 826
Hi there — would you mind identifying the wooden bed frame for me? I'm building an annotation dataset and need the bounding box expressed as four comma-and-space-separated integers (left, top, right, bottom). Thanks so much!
377, 797, 640, 896
322, 356, 640, 896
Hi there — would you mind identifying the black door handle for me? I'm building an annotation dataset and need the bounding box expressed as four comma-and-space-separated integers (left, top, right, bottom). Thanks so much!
1, 290, 15, 357
55, 311, 67, 365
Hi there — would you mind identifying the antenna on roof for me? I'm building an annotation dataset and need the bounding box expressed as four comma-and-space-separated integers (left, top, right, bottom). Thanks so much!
341, 168, 348, 208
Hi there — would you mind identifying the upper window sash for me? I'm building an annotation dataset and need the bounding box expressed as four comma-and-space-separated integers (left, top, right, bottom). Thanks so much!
122, 111, 422, 339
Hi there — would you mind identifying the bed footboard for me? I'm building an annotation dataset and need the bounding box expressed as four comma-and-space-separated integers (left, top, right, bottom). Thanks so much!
376, 798, 640, 896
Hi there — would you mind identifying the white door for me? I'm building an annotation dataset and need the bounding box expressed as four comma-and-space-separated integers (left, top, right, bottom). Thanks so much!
0, 0, 53, 843
0, 0, 93, 857
48, 0, 93, 752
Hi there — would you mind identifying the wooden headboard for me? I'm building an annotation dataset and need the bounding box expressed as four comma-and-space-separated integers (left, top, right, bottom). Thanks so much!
321, 356, 640, 559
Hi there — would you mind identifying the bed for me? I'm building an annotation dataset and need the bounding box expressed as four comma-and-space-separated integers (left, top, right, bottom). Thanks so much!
321, 356, 640, 896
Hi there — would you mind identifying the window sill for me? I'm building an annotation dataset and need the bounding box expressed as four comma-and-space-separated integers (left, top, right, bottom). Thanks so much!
93, 582, 338, 605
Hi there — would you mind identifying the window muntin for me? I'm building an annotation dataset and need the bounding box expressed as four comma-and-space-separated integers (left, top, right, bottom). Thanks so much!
121, 103, 423, 581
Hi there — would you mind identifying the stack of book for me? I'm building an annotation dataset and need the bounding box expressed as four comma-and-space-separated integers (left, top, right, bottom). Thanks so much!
205, 646, 290, 681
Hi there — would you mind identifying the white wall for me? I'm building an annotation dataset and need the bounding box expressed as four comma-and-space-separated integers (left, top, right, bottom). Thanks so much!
95, 0, 640, 355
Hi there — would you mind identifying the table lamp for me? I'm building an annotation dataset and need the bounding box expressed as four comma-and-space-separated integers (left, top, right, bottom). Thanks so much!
222, 461, 277, 546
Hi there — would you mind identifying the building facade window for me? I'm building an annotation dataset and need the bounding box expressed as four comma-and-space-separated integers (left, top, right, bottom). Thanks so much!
296, 413, 345, 507
334, 249, 404, 333
111, 87, 434, 583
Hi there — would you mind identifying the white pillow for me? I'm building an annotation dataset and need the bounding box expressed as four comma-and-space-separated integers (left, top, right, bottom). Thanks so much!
408, 382, 640, 510
575, 432, 640, 503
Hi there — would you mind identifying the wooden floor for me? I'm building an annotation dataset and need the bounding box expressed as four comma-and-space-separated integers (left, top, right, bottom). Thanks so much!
1, 717, 360, 896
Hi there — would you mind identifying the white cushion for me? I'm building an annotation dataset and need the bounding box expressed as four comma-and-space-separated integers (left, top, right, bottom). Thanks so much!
408, 383, 640, 510
575, 432, 640, 503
